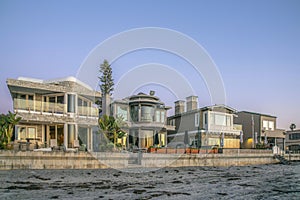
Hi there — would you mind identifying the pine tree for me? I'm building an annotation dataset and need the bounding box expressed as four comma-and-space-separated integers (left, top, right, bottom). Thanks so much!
99, 59, 114, 95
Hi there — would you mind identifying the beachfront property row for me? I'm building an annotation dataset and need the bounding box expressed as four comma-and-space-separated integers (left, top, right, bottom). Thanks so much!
6, 76, 290, 151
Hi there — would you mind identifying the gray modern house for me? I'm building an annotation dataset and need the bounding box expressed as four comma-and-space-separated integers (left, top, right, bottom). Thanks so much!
167, 96, 242, 149
285, 129, 300, 152
7, 76, 101, 151
234, 111, 285, 149
110, 92, 175, 149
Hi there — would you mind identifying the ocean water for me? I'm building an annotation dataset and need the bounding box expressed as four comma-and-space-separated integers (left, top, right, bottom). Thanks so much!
0, 162, 299, 200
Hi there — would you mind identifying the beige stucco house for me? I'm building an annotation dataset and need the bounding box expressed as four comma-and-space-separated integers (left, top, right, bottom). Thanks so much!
167, 96, 242, 149
7, 76, 101, 151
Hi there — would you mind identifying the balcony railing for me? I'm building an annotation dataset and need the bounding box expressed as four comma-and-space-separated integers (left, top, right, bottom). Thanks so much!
77, 106, 99, 117
13, 98, 98, 117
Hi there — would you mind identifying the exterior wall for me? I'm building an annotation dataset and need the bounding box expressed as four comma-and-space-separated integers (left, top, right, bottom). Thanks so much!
234, 111, 284, 149
285, 130, 300, 151
173, 111, 199, 133
0, 150, 280, 170
234, 112, 260, 148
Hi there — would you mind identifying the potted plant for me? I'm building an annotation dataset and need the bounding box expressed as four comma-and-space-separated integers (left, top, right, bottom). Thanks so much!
148, 146, 156, 153
185, 147, 191, 154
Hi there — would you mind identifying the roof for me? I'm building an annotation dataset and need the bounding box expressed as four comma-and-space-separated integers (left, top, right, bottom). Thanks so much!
18, 76, 93, 90
238, 111, 277, 118
201, 104, 237, 113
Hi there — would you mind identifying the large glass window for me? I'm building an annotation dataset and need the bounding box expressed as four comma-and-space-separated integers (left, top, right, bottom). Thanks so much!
130, 105, 139, 122
117, 105, 128, 121
155, 110, 161, 122
141, 105, 154, 122
215, 114, 226, 126
161, 111, 165, 123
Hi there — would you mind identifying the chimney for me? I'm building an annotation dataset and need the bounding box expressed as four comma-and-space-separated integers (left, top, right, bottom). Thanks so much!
175, 100, 185, 115
186, 95, 198, 112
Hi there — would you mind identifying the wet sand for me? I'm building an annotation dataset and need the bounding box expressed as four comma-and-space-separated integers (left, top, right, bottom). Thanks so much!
0, 162, 299, 200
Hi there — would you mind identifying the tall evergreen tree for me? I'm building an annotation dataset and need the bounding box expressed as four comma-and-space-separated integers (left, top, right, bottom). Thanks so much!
99, 59, 114, 95
99, 59, 114, 116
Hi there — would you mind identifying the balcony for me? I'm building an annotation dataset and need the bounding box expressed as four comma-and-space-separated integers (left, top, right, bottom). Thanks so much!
77, 105, 99, 117
13, 98, 98, 117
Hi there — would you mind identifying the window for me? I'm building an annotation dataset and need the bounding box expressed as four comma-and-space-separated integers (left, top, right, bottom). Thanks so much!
262, 120, 275, 131
141, 105, 154, 122
117, 105, 128, 121
269, 121, 274, 131
263, 120, 268, 130
130, 105, 139, 122
290, 133, 300, 140
226, 116, 231, 126
155, 110, 161, 122
195, 113, 200, 127
204, 113, 208, 125
215, 114, 226, 126
161, 111, 165, 123
16, 126, 36, 140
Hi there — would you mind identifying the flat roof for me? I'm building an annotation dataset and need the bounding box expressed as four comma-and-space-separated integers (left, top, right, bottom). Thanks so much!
238, 111, 277, 118
18, 76, 93, 90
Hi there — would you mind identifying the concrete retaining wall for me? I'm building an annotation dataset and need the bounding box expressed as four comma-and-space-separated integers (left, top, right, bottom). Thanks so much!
0, 151, 106, 170
0, 150, 283, 170
285, 154, 300, 161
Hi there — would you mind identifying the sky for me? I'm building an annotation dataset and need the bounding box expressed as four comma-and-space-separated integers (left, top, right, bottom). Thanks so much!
0, 0, 299, 129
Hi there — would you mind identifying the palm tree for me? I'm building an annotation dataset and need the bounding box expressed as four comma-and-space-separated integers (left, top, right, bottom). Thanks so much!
5, 111, 22, 144
0, 111, 21, 146
98, 115, 126, 148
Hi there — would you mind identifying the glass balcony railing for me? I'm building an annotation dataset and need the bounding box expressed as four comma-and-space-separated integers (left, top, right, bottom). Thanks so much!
14, 98, 40, 112
13, 98, 98, 117
77, 106, 99, 117
43, 102, 65, 114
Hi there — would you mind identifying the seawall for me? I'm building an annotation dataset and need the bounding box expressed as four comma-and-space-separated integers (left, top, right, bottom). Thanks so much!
0, 149, 283, 170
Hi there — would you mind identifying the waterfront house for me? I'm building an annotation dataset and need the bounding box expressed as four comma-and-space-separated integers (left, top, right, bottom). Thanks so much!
234, 111, 285, 149
6, 76, 101, 151
109, 92, 175, 150
285, 129, 300, 152
167, 96, 242, 149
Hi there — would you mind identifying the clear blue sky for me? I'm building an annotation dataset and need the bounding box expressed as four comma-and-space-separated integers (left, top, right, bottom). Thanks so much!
0, 0, 299, 129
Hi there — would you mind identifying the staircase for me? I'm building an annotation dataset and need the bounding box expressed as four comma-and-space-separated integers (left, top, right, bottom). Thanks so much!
274, 154, 290, 165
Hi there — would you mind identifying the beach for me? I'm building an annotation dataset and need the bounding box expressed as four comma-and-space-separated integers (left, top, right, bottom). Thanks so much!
0, 162, 299, 200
